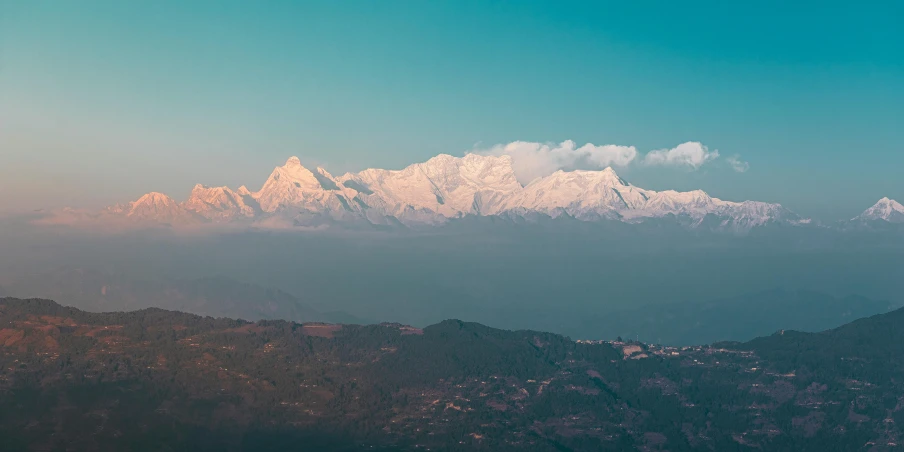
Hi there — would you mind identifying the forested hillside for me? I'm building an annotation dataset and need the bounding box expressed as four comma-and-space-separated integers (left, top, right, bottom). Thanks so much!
0, 298, 901, 451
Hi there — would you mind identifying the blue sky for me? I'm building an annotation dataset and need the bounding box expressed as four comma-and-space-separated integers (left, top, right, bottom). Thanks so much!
1, 0, 901, 219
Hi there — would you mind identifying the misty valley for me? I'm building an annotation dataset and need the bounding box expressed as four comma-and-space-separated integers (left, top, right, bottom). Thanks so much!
1, 219, 902, 345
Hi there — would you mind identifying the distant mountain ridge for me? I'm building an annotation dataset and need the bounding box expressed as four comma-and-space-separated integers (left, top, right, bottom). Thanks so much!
592, 289, 896, 345
43, 154, 900, 232
1, 269, 362, 325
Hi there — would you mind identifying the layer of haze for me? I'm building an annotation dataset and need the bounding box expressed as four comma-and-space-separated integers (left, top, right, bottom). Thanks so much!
1, 1, 902, 220
1, 216, 901, 341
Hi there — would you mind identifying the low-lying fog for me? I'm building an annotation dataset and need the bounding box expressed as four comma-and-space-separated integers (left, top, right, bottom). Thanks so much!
2, 214, 902, 344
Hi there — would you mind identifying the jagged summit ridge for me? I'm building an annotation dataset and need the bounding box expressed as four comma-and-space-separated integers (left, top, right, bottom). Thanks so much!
252, 156, 357, 215
338, 153, 522, 218
126, 192, 202, 225
78, 153, 811, 230
183, 185, 256, 222
854, 197, 904, 223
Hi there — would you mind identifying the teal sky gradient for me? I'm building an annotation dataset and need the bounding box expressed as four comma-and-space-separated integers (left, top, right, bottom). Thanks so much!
1, 0, 902, 219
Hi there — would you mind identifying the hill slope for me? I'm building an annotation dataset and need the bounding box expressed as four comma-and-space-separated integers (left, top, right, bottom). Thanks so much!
0, 298, 902, 451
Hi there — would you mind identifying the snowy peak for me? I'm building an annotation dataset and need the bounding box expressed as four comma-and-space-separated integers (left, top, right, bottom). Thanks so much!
313, 167, 341, 190
274, 156, 323, 188
855, 197, 904, 223
189, 184, 230, 197
90, 153, 805, 231
253, 157, 348, 213
340, 153, 522, 218
183, 185, 255, 221
419, 153, 522, 202
432, 153, 521, 191
642, 190, 714, 213
508, 167, 650, 217
574, 166, 628, 186
130, 192, 178, 213
532, 167, 628, 189
127, 192, 201, 225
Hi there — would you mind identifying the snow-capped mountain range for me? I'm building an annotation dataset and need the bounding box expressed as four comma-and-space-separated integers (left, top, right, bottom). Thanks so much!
49, 154, 899, 231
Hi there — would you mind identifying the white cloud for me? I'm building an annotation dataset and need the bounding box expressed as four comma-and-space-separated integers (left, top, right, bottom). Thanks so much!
726, 154, 750, 173
475, 140, 739, 183
643, 142, 719, 169
476, 140, 637, 184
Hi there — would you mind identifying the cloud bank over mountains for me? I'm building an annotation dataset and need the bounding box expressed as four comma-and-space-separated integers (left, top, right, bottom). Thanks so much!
475, 140, 741, 183
476, 140, 638, 184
